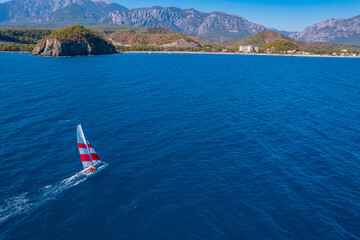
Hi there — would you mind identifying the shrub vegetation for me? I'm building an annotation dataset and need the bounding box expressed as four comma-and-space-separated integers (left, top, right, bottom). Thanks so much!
0, 43, 35, 52
0, 29, 52, 44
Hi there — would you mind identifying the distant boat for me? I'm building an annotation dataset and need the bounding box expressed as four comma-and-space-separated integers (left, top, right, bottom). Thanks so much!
77, 124, 108, 178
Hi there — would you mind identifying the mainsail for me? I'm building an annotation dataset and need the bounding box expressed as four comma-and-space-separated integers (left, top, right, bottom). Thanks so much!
87, 141, 101, 164
77, 124, 93, 169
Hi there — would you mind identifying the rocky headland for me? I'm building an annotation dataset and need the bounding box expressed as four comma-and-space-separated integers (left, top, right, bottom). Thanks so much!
31, 25, 117, 56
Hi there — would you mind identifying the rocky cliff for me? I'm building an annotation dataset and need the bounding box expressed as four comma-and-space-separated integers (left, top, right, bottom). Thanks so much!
291, 15, 360, 45
31, 25, 117, 56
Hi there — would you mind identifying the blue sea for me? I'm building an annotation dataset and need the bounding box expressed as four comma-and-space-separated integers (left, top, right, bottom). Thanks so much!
0, 52, 360, 240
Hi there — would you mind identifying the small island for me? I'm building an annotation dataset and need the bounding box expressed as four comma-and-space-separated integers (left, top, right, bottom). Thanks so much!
31, 25, 117, 57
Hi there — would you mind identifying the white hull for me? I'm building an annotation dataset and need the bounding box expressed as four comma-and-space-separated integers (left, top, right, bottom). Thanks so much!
81, 162, 108, 178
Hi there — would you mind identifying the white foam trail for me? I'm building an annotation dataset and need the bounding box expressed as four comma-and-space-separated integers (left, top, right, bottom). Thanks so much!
0, 172, 86, 224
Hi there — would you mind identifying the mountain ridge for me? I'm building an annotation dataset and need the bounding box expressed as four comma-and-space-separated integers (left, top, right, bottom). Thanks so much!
0, 0, 266, 40
99, 6, 266, 41
291, 15, 360, 45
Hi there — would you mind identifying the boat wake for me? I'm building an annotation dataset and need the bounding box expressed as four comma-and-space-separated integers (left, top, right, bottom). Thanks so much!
0, 172, 86, 226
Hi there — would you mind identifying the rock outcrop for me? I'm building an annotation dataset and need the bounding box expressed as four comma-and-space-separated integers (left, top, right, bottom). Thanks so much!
160, 38, 201, 48
31, 25, 117, 56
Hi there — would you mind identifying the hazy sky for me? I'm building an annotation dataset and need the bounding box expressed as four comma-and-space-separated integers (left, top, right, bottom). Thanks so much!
0, 0, 359, 31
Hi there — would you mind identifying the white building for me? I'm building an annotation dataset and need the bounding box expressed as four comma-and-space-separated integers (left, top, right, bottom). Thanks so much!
297, 51, 309, 55
239, 45, 259, 53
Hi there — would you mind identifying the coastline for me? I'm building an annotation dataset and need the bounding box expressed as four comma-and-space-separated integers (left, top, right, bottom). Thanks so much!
0, 50, 30, 53
121, 51, 360, 58
2, 50, 359, 58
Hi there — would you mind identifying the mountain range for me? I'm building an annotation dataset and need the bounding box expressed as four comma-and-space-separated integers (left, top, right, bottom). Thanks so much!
0, 0, 127, 25
0, 0, 266, 41
0, 0, 359, 44
290, 15, 360, 45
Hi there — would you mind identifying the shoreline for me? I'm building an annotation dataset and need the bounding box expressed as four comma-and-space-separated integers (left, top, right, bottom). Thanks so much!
2, 50, 359, 58
0, 50, 30, 53
121, 51, 360, 58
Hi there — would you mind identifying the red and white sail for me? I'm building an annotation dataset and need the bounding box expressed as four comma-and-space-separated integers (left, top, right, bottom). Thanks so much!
87, 141, 101, 164
77, 124, 93, 169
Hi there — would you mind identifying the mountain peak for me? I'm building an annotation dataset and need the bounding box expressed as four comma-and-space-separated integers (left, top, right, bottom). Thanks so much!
239, 30, 293, 45
90, 0, 110, 4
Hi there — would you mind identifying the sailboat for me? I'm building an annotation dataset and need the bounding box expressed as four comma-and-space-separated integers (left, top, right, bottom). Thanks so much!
77, 124, 108, 177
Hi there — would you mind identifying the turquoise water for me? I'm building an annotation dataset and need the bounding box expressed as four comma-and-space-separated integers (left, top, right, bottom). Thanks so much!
0, 52, 360, 239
